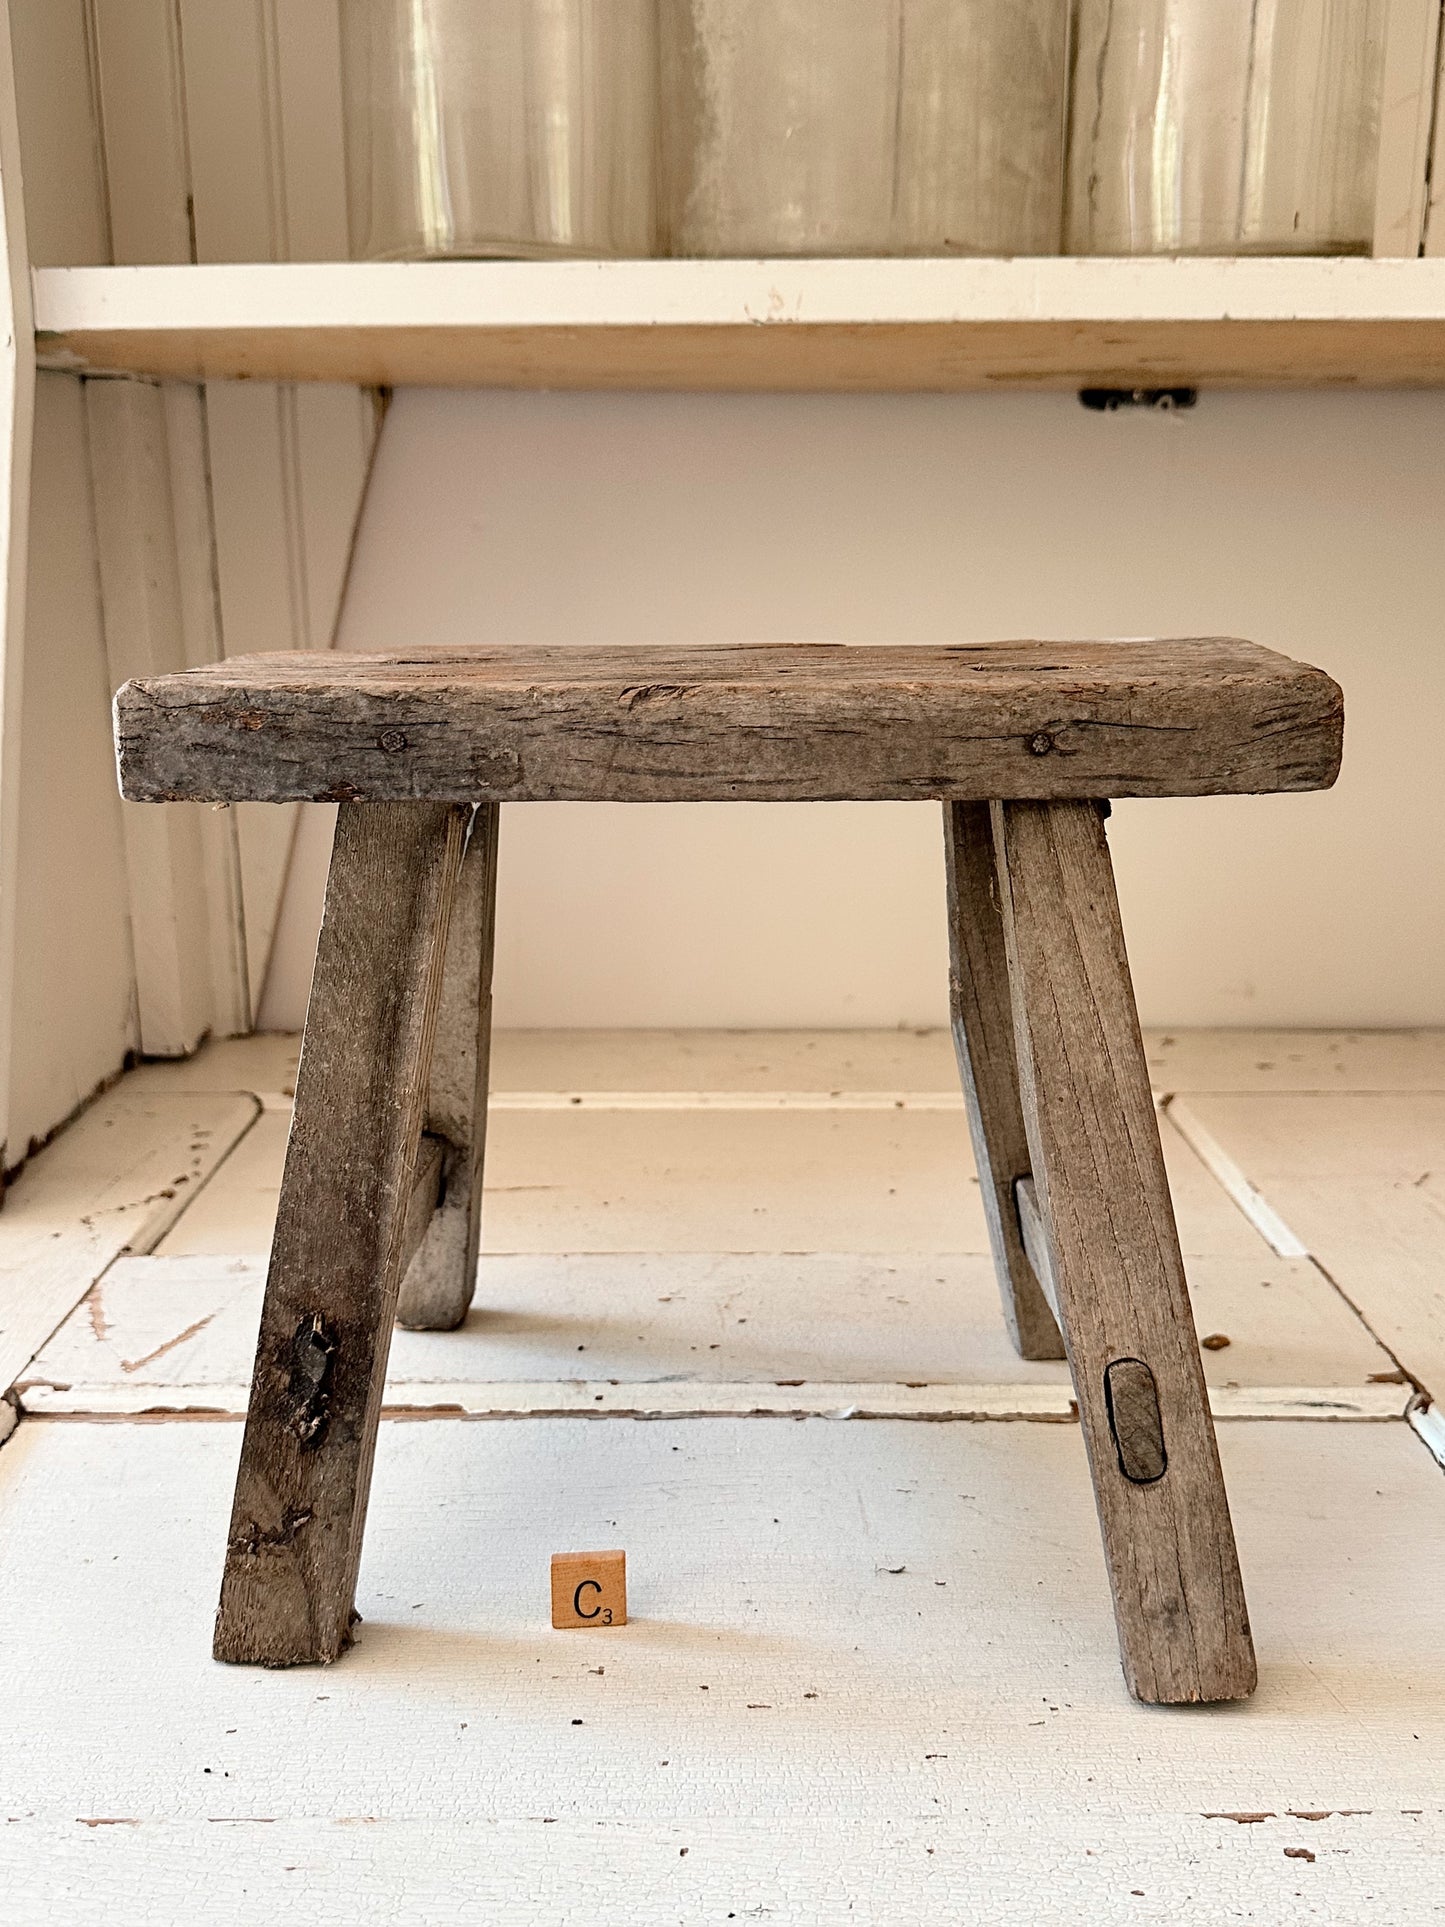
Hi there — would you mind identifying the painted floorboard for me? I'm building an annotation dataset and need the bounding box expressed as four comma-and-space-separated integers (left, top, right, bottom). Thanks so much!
1170, 1093, 1445, 1399
0, 1088, 259, 1394
0, 1418, 1441, 1880
124, 1027, 1445, 1102
3, 1810, 1441, 1927
151, 1103, 1277, 1261
4, 1032, 1444, 1923
20, 1247, 1401, 1419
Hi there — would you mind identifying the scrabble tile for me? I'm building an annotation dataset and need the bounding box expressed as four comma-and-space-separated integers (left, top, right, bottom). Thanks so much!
551, 1549, 626, 1629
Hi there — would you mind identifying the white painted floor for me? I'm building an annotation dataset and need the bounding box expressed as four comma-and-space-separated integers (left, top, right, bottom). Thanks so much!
2, 1029, 1443, 1924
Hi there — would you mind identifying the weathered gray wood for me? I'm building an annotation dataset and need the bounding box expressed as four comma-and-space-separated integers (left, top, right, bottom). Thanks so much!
943, 802, 1063, 1360
1012, 1176, 1060, 1327
400, 1133, 445, 1283
114, 639, 1344, 805
397, 804, 500, 1332
991, 798, 1256, 1705
213, 801, 467, 1667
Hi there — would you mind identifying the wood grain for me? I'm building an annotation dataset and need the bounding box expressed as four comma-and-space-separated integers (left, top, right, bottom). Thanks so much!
397, 804, 500, 1331
943, 802, 1062, 1360
115, 639, 1344, 804
38, 313, 1445, 390
213, 801, 466, 1666
399, 1133, 445, 1282
991, 798, 1256, 1704
1012, 1176, 1060, 1327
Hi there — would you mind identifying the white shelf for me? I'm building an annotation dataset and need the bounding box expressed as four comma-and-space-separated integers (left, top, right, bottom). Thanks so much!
33, 256, 1445, 391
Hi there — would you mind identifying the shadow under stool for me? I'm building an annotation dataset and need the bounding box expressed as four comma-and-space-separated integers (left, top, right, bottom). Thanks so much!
114, 639, 1343, 1703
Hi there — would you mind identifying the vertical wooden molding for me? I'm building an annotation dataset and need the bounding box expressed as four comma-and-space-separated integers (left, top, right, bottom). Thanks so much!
175, 0, 383, 1015
0, 0, 37, 1165
85, 376, 215, 1056
9, 375, 137, 1155
89, 0, 384, 1029
161, 380, 250, 1035
1425, 12, 1445, 253
1374, 0, 1444, 255
4, 4, 156, 1150
270, 0, 351, 260
6, 0, 110, 266
86, 0, 193, 265
85, 0, 252, 1039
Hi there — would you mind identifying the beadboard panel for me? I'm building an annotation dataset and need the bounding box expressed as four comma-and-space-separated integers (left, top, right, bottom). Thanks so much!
6, 375, 134, 1161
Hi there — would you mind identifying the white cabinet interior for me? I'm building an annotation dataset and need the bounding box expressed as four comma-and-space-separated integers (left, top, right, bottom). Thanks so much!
0, 0, 1441, 1166
2, 0, 380, 1169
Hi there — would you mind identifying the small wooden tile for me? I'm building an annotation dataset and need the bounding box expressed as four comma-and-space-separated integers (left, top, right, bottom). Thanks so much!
551, 1550, 626, 1629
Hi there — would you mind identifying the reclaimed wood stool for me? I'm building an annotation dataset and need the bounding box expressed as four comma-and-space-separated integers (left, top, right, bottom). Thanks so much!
114, 640, 1342, 1702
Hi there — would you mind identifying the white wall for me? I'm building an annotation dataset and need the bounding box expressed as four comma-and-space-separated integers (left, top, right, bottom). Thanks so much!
261, 386, 1445, 1033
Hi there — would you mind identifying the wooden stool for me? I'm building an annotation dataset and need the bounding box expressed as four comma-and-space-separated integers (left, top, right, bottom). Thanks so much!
115, 640, 1342, 1702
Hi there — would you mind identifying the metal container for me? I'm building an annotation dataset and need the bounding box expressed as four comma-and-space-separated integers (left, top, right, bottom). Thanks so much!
1067, 0, 1384, 255
342, 0, 659, 260
662, 0, 1070, 257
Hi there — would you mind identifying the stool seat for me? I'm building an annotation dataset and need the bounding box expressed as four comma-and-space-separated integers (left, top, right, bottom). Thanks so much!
114, 638, 1341, 805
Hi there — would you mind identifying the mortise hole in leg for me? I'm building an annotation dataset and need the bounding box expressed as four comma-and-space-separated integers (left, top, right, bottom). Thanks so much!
1104, 1357, 1167, 1484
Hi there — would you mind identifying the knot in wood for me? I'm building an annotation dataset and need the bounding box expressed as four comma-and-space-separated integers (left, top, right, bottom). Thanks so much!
230, 1507, 315, 1559
284, 1312, 337, 1446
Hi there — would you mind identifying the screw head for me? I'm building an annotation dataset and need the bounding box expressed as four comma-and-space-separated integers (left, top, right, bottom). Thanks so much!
1027, 731, 1054, 756
378, 729, 408, 754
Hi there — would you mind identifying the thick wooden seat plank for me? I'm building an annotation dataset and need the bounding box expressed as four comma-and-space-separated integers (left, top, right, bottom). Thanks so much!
114, 639, 1342, 805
